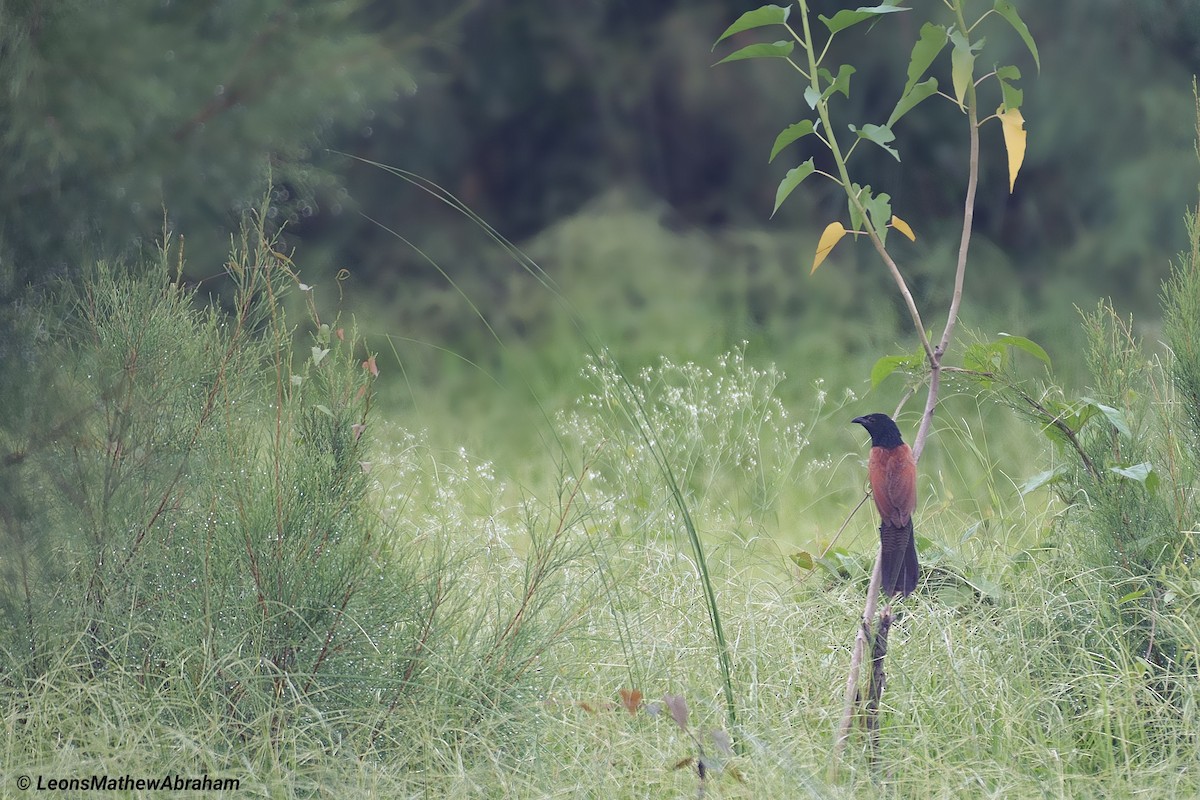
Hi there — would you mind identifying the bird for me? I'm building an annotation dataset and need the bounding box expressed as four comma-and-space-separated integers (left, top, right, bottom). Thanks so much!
852, 413, 919, 598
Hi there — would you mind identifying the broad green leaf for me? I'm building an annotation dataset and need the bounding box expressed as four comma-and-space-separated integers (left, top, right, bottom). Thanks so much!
1062, 402, 1099, 434
998, 106, 1026, 191
311, 346, 330, 366
938, 584, 977, 608
890, 214, 916, 241
903, 24, 948, 96
1080, 397, 1131, 438
847, 183, 868, 230
849, 123, 899, 161
996, 332, 1050, 365
961, 572, 1003, 602
803, 85, 821, 109
789, 550, 815, 570
863, 190, 892, 246
820, 4, 909, 35
772, 158, 815, 217
949, 30, 979, 110
811, 221, 848, 273
870, 354, 909, 388
769, 120, 815, 162
824, 63, 856, 100
315, 404, 334, 418
996, 65, 1023, 111
1038, 422, 1072, 450
714, 40, 794, 66
818, 548, 863, 581
1111, 462, 1159, 494
887, 77, 938, 127
713, 4, 791, 48
1020, 465, 1069, 495
994, 0, 1040, 72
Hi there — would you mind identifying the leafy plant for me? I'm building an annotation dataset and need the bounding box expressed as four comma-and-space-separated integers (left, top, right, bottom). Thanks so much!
949, 89, 1200, 760
713, 0, 1040, 770
0, 206, 598, 785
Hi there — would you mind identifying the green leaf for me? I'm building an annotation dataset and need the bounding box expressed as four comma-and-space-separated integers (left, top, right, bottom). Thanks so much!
849, 123, 899, 161
962, 572, 1003, 602
863, 190, 892, 245
996, 332, 1050, 365
789, 550, 815, 570
870, 354, 909, 388
903, 24, 948, 96
803, 86, 821, 109
1061, 402, 1099, 434
1118, 587, 1150, 605
810, 547, 857, 581
995, 65, 1021, 82
887, 77, 938, 127
311, 346, 330, 366
820, 4, 909, 35
315, 404, 334, 419
949, 30, 979, 110
769, 120, 815, 162
995, 65, 1023, 111
823, 64, 856, 100
1111, 462, 1159, 494
1079, 397, 1131, 438
994, 0, 1040, 72
1020, 465, 1069, 495
847, 183, 868, 230
714, 40, 794, 66
772, 158, 815, 217
713, 4, 791, 48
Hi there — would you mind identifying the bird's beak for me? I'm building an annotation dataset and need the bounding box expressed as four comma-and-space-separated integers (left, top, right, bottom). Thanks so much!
851, 416, 866, 425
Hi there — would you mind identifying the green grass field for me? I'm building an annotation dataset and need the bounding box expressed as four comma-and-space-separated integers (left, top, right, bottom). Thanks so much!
5, 198, 1200, 799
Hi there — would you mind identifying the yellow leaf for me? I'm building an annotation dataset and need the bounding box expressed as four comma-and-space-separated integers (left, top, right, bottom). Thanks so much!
998, 106, 1026, 192
812, 222, 847, 274
890, 215, 916, 242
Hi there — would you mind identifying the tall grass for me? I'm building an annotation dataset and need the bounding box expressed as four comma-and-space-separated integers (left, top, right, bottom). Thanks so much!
4, 149, 1199, 795
0, 212, 598, 794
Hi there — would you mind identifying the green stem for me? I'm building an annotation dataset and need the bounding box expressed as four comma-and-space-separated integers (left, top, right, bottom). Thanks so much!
797, 0, 933, 364
913, 0, 980, 461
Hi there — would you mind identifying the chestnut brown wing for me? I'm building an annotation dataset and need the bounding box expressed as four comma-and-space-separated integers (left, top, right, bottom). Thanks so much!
868, 444, 916, 528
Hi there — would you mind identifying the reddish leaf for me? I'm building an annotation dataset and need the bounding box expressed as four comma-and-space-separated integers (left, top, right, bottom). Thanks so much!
618, 688, 643, 716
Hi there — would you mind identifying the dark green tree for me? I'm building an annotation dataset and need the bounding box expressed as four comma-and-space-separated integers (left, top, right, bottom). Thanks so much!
0, 0, 415, 297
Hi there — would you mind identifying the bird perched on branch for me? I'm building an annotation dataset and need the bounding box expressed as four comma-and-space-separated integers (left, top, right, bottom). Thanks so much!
852, 413, 919, 597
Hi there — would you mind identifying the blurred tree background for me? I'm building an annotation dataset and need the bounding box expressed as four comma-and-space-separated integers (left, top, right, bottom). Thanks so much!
2, 0, 1199, 401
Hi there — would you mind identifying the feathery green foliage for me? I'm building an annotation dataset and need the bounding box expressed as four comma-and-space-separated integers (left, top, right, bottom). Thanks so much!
0, 212, 597, 792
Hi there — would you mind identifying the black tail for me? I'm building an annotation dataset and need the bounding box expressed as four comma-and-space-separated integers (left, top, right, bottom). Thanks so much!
879, 521, 919, 598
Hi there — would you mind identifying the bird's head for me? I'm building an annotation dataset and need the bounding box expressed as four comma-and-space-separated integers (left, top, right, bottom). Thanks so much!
852, 413, 905, 448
